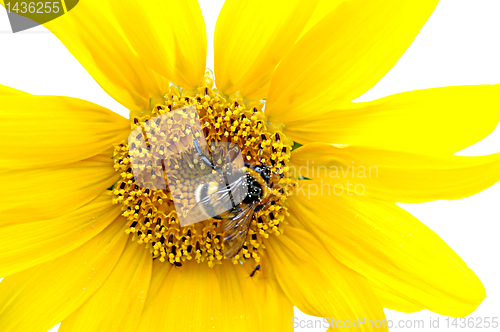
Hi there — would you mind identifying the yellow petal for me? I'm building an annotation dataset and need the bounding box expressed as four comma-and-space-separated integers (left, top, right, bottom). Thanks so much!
0, 95, 129, 169
288, 190, 486, 317
290, 143, 500, 202
298, 0, 345, 39
109, 0, 206, 90
59, 241, 152, 332
369, 282, 423, 313
0, 84, 28, 96
213, 260, 293, 332
267, 227, 387, 331
135, 260, 172, 329
0, 156, 119, 225
0, 192, 121, 277
137, 260, 222, 331
43, 1, 169, 111
214, 0, 319, 100
266, 0, 438, 124
284, 84, 500, 155
0, 221, 128, 332
137, 259, 292, 331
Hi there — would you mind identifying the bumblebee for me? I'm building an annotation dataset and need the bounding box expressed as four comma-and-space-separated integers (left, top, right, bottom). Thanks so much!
189, 135, 275, 259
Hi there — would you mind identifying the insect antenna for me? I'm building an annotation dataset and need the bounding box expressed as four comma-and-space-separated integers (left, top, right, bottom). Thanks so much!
258, 146, 283, 177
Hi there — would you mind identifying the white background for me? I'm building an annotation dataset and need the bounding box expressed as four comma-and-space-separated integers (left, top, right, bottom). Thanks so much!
1, 0, 499, 331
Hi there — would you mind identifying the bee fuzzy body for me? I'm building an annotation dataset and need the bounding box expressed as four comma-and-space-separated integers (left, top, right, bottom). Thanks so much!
194, 163, 272, 220
194, 180, 225, 219
187, 131, 278, 259
193, 161, 274, 259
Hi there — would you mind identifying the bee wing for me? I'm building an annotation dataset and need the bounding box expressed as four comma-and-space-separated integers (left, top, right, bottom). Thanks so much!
183, 175, 247, 225
223, 202, 258, 259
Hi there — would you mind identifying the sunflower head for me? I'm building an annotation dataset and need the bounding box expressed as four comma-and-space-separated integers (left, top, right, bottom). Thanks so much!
111, 74, 296, 267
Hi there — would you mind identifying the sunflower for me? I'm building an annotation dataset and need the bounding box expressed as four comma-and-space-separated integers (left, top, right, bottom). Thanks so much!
1, 0, 499, 331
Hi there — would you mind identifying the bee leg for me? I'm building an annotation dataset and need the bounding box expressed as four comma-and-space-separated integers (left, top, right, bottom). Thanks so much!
222, 153, 238, 209
226, 144, 241, 163
224, 152, 233, 174
257, 146, 284, 177
189, 127, 217, 171
200, 153, 216, 171
255, 199, 271, 211
271, 169, 282, 177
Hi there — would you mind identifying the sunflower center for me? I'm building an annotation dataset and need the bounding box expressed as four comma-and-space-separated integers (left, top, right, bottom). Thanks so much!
111, 76, 295, 267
